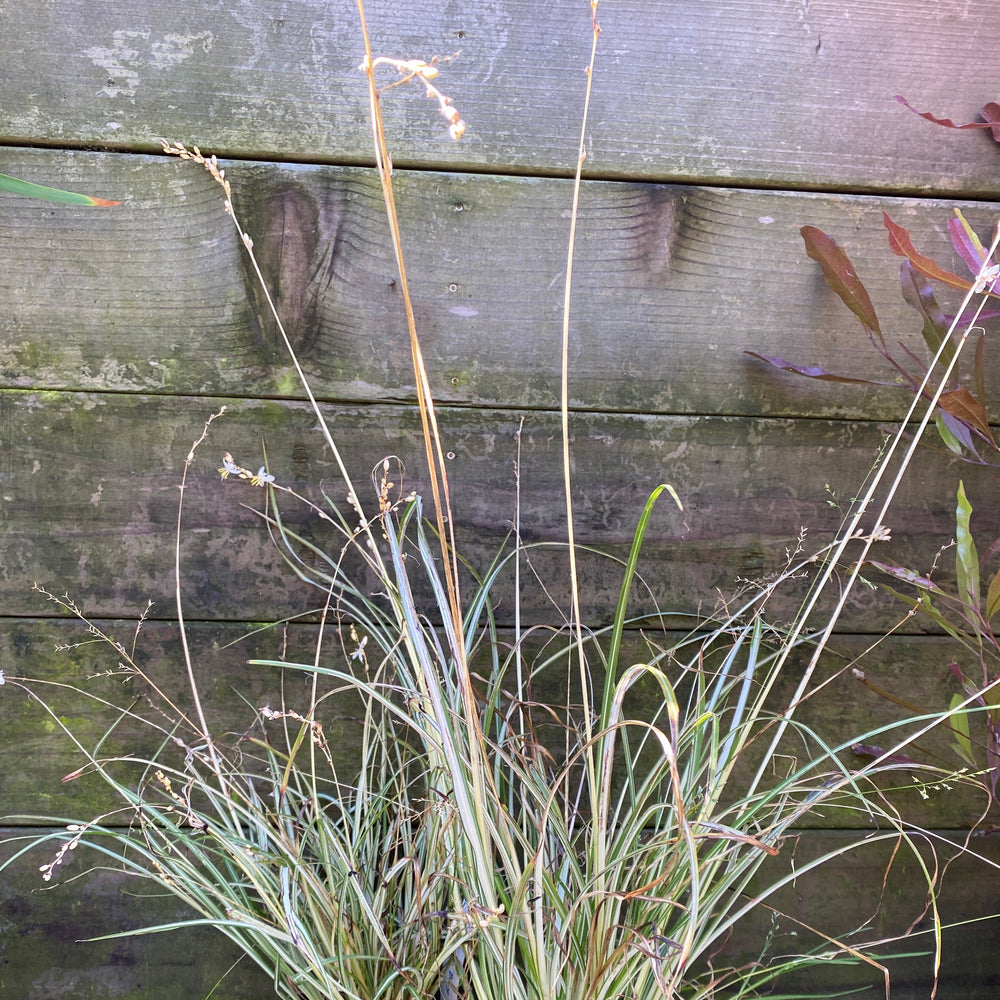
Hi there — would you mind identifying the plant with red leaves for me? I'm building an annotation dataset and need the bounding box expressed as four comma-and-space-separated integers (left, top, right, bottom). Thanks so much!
750, 100, 1000, 465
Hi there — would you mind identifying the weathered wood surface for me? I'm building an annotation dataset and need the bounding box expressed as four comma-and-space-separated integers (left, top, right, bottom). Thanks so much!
0, 147, 998, 421
740, 830, 1000, 998
3, 825, 1000, 999
3, 388, 995, 629
3, 619, 995, 829
4, 1, 1000, 194
0, 838, 277, 1000
4, 1, 1000, 996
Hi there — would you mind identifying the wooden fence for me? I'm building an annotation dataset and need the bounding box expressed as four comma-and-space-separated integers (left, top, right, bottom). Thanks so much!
3, 1, 1000, 996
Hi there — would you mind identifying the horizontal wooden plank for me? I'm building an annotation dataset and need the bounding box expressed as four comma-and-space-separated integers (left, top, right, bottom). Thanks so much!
2, 618, 996, 829
4, 1, 1000, 194
3, 825, 999, 999
0, 831, 275, 998
731, 829, 1000, 999
3, 389, 997, 629
0, 619, 327, 823
1, 148, 997, 421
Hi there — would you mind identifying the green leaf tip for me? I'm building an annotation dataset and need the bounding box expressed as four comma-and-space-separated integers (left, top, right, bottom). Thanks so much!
0, 172, 120, 206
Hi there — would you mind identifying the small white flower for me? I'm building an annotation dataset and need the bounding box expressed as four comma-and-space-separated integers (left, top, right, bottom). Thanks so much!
218, 452, 240, 479
973, 262, 1000, 294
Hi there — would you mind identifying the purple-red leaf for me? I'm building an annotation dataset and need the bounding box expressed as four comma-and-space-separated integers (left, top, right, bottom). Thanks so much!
800, 226, 883, 344
896, 95, 1000, 143
948, 661, 971, 688
936, 408, 983, 461
884, 212, 977, 293
868, 560, 947, 593
744, 352, 898, 386
898, 260, 954, 365
939, 387, 999, 448
948, 210, 992, 275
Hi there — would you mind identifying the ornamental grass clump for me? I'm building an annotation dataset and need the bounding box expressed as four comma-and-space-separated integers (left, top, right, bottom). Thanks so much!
3, 4, 1000, 1000
10, 467, 988, 1000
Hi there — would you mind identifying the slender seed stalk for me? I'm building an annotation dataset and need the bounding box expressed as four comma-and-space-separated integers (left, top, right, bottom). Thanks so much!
559, 0, 603, 880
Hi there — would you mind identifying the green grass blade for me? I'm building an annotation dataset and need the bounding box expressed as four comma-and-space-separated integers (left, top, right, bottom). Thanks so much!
0, 171, 120, 205
602, 483, 682, 719
955, 480, 980, 613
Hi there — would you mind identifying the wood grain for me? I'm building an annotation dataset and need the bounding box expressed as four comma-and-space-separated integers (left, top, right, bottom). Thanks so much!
3, 1, 1000, 194
2, 614, 996, 829
0, 834, 276, 998
1, 149, 998, 422
4, 2, 1000, 993
2, 388, 995, 629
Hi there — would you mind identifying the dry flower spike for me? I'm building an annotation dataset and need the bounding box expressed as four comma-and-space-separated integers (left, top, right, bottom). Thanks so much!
364, 53, 466, 140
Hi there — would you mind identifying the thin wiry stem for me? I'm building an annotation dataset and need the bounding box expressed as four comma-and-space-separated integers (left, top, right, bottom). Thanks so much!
158, 141, 378, 559
7, 9, 992, 1000
559, 0, 601, 855
174, 406, 227, 782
